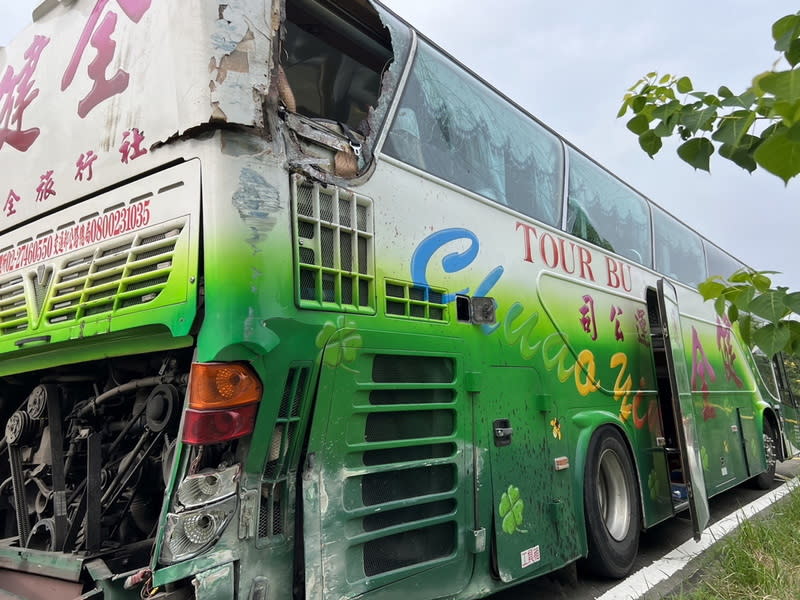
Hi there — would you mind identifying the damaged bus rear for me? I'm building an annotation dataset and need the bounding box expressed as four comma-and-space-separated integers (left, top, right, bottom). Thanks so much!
0, 0, 409, 597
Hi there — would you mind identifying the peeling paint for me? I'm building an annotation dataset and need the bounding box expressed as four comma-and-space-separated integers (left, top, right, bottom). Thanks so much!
231, 167, 280, 250
209, 1, 271, 125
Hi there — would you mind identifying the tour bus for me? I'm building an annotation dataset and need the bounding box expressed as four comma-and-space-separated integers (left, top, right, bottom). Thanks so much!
0, 1, 797, 598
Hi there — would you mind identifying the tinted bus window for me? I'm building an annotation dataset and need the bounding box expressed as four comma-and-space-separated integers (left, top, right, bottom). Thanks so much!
383, 42, 563, 227
566, 148, 652, 267
704, 241, 746, 280
652, 206, 707, 287
752, 349, 779, 400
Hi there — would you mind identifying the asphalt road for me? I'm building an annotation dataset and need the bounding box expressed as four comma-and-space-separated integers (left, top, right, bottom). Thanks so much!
488, 459, 800, 600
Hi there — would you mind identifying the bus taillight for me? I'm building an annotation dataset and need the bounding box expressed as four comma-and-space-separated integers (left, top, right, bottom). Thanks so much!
182, 363, 262, 445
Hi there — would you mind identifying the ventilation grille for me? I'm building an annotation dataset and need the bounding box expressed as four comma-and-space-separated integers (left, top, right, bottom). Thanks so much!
385, 280, 447, 322
0, 276, 28, 335
43, 222, 184, 326
258, 366, 310, 541
292, 176, 374, 313
342, 354, 459, 579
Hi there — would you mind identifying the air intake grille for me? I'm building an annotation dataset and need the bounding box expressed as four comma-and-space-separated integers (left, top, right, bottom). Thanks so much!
385, 280, 447, 322
43, 222, 184, 325
340, 353, 460, 579
258, 366, 310, 541
292, 176, 374, 313
0, 276, 28, 335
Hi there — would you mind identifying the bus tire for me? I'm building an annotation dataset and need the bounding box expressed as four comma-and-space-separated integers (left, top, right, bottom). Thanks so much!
582, 427, 640, 579
751, 417, 777, 490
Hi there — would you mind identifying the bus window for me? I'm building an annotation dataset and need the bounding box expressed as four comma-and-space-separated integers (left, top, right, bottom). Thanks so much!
704, 240, 747, 281
566, 148, 652, 267
383, 42, 563, 227
652, 206, 707, 287
752, 348, 780, 400
282, 0, 394, 130
781, 354, 800, 403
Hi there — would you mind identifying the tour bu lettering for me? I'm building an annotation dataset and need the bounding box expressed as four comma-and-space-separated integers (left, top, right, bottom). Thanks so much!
515, 221, 595, 282
605, 257, 632, 292
0, 200, 151, 274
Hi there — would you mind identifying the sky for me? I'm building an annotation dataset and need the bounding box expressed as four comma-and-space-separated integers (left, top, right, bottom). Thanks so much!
2, 1, 799, 290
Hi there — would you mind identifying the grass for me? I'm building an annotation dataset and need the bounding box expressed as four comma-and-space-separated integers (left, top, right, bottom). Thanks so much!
671, 485, 800, 600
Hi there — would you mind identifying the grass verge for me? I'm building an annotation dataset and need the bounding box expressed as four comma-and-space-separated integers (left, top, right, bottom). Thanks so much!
672, 484, 800, 600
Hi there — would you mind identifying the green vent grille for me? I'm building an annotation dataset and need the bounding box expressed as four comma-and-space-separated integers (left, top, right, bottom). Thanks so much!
259, 366, 311, 541
385, 280, 447, 322
0, 276, 28, 335
343, 354, 460, 579
292, 176, 374, 313
44, 222, 184, 325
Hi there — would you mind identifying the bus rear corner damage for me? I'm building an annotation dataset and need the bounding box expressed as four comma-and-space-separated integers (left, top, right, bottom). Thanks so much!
0, 349, 264, 599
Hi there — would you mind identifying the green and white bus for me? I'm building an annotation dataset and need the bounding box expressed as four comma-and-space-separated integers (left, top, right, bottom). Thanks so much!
0, 1, 796, 598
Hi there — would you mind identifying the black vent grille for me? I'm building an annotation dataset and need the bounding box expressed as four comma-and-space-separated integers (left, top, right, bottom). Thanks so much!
292, 176, 374, 313
258, 366, 310, 541
338, 353, 460, 580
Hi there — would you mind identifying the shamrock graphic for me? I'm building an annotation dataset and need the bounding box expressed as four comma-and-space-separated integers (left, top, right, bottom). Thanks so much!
499, 485, 527, 534
315, 316, 363, 372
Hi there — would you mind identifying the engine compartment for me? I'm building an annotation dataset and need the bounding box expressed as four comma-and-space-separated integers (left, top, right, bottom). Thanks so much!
0, 350, 191, 571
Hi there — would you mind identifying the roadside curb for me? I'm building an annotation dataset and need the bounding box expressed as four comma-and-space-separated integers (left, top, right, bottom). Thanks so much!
594, 476, 800, 600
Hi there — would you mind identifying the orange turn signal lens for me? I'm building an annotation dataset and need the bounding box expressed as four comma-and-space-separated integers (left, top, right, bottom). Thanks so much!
188, 363, 263, 410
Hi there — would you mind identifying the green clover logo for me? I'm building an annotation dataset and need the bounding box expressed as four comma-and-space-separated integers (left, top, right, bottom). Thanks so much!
315, 316, 362, 372
499, 485, 527, 534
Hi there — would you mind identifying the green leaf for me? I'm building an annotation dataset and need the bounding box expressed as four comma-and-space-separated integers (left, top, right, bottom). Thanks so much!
788, 38, 800, 67
677, 137, 714, 171
698, 280, 726, 300
752, 322, 791, 357
758, 70, 800, 101
749, 290, 789, 321
739, 314, 753, 346
752, 273, 773, 292
676, 76, 693, 94
786, 291, 800, 314
720, 90, 757, 109
714, 295, 727, 317
732, 285, 755, 311
651, 100, 682, 120
773, 99, 800, 126
659, 73, 671, 84
753, 130, 800, 183
639, 130, 663, 157
718, 86, 733, 98
627, 114, 650, 135
718, 143, 758, 173
679, 105, 718, 134
711, 111, 756, 147
788, 122, 800, 142
773, 13, 800, 52
727, 303, 739, 323
632, 95, 647, 113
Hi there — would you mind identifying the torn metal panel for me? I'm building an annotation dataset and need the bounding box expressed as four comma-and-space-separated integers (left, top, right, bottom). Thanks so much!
275, 0, 412, 184
192, 562, 235, 599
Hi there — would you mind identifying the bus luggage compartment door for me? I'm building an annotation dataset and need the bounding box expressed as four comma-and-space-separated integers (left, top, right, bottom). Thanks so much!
485, 366, 576, 582
302, 337, 472, 600
655, 279, 710, 540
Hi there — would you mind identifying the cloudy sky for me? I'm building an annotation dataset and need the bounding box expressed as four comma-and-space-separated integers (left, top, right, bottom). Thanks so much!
2, 1, 798, 290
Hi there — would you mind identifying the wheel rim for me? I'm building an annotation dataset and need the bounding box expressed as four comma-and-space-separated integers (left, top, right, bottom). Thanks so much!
765, 428, 776, 471
596, 448, 631, 542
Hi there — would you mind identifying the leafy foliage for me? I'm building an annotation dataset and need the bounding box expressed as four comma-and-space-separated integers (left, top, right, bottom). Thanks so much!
618, 11, 800, 184
697, 270, 800, 357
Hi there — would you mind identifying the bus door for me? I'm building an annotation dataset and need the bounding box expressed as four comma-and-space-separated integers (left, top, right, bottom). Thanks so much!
486, 366, 574, 582
648, 279, 710, 541
773, 354, 800, 455
301, 335, 473, 600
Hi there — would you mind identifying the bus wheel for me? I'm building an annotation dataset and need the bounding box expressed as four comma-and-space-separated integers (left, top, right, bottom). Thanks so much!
751, 418, 777, 490
582, 427, 640, 578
